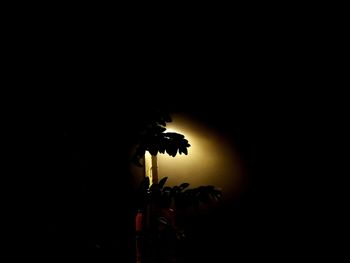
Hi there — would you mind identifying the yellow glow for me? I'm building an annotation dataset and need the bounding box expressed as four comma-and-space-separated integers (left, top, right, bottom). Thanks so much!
164, 127, 179, 133
158, 114, 245, 200
144, 151, 153, 183
144, 151, 159, 185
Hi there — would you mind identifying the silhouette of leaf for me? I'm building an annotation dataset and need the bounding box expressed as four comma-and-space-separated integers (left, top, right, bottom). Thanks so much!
158, 177, 168, 189
148, 146, 158, 156
158, 126, 166, 133
150, 188, 161, 201
179, 183, 190, 190
157, 119, 166, 126
198, 192, 211, 203
162, 186, 172, 194
212, 189, 222, 199
204, 186, 215, 192
166, 144, 177, 157
158, 141, 166, 154
149, 183, 159, 191
171, 186, 181, 196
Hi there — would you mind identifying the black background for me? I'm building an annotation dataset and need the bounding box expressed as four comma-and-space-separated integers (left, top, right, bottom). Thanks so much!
6, 13, 337, 261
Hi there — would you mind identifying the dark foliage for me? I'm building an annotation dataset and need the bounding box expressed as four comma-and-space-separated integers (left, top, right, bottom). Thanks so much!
131, 110, 191, 166
136, 177, 222, 210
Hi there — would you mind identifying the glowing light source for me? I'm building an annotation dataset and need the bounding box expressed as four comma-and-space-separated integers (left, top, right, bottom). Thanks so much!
164, 127, 181, 133
144, 151, 158, 185
157, 114, 244, 199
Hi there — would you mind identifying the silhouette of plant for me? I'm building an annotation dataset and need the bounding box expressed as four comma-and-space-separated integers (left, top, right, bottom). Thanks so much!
136, 176, 222, 211
132, 109, 222, 263
131, 110, 191, 166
